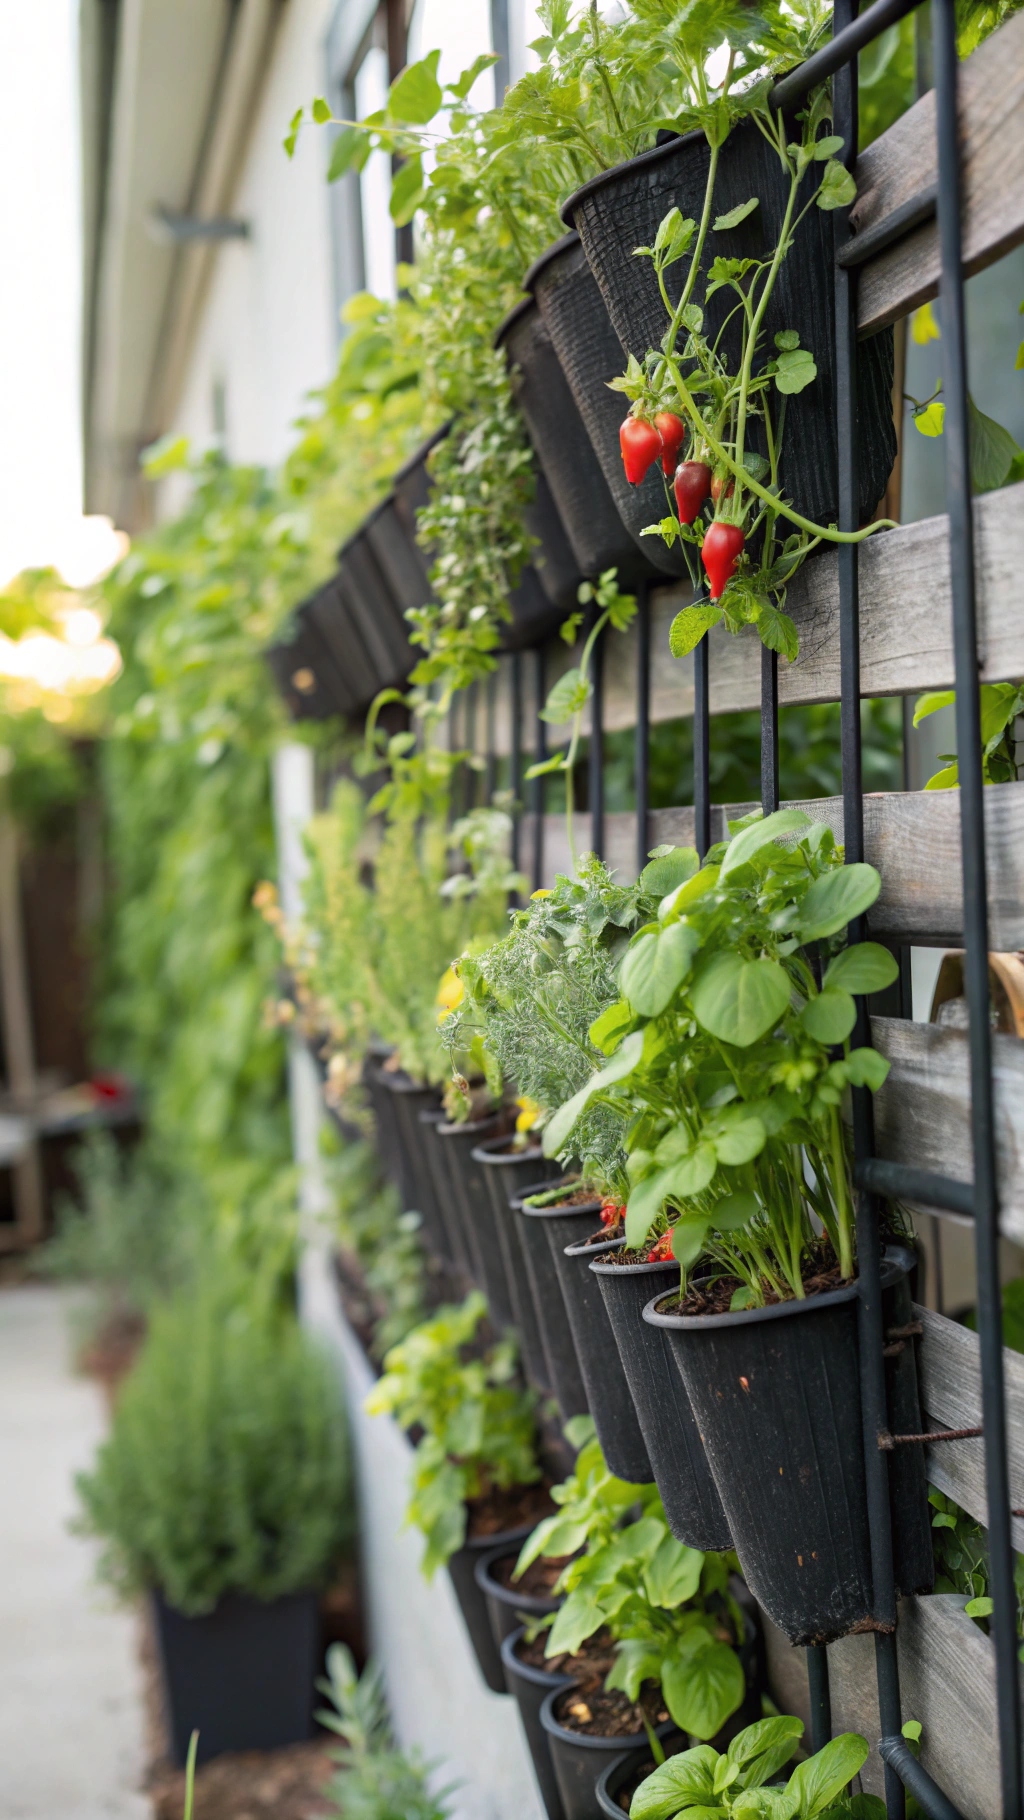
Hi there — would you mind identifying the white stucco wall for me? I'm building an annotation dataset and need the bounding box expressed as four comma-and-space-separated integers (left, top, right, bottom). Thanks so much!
169, 0, 340, 471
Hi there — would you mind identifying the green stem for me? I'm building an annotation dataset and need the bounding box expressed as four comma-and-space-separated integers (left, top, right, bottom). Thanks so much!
733, 171, 800, 518
829, 1106, 855, 1280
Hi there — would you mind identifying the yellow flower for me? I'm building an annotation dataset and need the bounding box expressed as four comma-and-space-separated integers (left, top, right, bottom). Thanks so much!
530, 888, 553, 899
911, 301, 940, 345
436, 966, 464, 1018
515, 1095, 541, 1134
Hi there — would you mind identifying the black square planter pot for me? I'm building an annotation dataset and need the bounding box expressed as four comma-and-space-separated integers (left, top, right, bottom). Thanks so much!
644, 1245, 933, 1645
561, 123, 896, 532
152, 1588, 319, 1766
502, 1626, 573, 1820
589, 1243, 731, 1551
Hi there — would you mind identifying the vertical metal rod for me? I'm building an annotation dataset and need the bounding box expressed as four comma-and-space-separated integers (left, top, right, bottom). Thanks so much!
485, 670, 497, 805
933, 3, 1021, 1809
590, 614, 605, 860
832, 9, 903, 1813
806, 1645, 832, 1754
532, 645, 546, 893
761, 644, 780, 815
635, 583, 651, 879
510, 651, 523, 875
694, 634, 710, 858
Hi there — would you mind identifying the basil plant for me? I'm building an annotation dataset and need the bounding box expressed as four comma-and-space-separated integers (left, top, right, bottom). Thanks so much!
542, 811, 898, 1302
630, 1716, 876, 1820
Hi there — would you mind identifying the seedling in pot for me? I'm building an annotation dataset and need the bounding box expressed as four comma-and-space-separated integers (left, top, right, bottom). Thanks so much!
629, 1715, 873, 1819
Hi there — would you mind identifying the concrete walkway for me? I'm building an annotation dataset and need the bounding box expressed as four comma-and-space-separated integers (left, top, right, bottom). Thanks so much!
0, 1285, 148, 1819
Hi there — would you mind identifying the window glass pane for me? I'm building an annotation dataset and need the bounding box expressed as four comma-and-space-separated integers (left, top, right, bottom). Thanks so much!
354, 43, 396, 300
408, 0, 494, 107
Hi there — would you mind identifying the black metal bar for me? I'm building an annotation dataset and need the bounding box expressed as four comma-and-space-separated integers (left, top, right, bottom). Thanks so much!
835, 185, 937, 269
770, 0, 924, 113
532, 645, 546, 893
635, 582, 651, 879
590, 612, 605, 860
856, 1157, 975, 1218
878, 1738, 968, 1820
933, 3, 1021, 1811
485, 670, 497, 805
832, 12, 904, 1814
694, 634, 710, 859
806, 1646, 832, 1754
761, 644, 780, 816
510, 651, 523, 874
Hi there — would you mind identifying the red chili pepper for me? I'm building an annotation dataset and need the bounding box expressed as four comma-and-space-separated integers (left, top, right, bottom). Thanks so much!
710, 472, 734, 505
619, 416, 662, 485
654, 412, 686, 477
701, 521, 745, 600
673, 460, 712, 525
647, 1231, 674, 1262
600, 1199, 625, 1228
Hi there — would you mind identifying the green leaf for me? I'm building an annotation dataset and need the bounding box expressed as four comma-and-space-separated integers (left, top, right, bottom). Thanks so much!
965, 1594, 994, 1617
720, 808, 812, 877
670, 603, 723, 657
389, 153, 426, 224
541, 665, 590, 724
816, 158, 857, 210
546, 1587, 608, 1655
663, 1635, 746, 1741
823, 943, 899, 994
542, 1031, 645, 1158
755, 598, 799, 663
813, 134, 845, 159
620, 922, 701, 1017
311, 95, 332, 123
727, 1715, 805, 1785
774, 348, 818, 395
387, 51, 442, 124
712, 1191, 758, 1233
446, 51, 498, 99
625, 1147, 716, 1249
913, 689, 955, 726
524, 752, 568, 779
588, 999, 633, 1056
844, 1046, 890, 1090
914, 400, 945, 437
923, 762, 959, 790
969, 395, 1021, 493
629, 1746, 719, 1820
798, 863, 881, 941
785, 1733, 869, 1818
709, 1109, 767, 1166
775, 329, 801, 351
643, 1535, 704, 1607
640, 846, 699, 901
714, 197, 759, 231
801, 987, 857, 1044
692, 953, 792, 1047
328, 123, 372, 181
607, 1638, 665, 1702
732, 1791, 799, 1820
672, 1215, 711, 1267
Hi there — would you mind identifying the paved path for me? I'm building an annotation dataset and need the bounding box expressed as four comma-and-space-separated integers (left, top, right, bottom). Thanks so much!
0, 1285, 148, 1818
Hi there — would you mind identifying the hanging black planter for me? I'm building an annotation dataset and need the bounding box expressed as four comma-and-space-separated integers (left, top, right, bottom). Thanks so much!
447, 1517, 545, 1696
337, 528, 416, 686
540, 1691, 682, 1820
501, 1626, 573, 1820
523, 1196, 652, 1484
523, 234, 687, 579
363, 494, 433, 624
643, 1246, 933, 1646
435, 1114, 507, 1300
589, 1244, 731, 1551
561, 122, 896, 529
376, 1073, 449, 1257
475, 1139, 561, 1393
524, 465, 586, 611
510, 1181, 590, 1423
153, 1589, 319, 1766
496, 295, 661, 587
474, 1543, 564, 1661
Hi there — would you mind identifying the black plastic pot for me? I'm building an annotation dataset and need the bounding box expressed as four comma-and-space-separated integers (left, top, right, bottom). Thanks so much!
338, 527, 416, 685
440, 1114, 516, 1324
597, 1749, 659, 1820
561, 125, 896, 529
476, 1140, 561, 1393
502, 1626, 573, 1820
153, 1588, 318, 1766
536, 1206, 652, 1484
363, 493, 433, 621
511, 1181, 591, 1422
496, 294, 657, 587
506, 562, 571, 652
422, 1110, 474, 1277
524, 464, 584, 610
265, 612, 348, 721
644, 1246, 933, 1645
305, 573, 383, 712
447, 1517, 542, 1695
590, 1243, 731, 1550
541, 1690, 681, 1820
475, 1543, 563, 1662
376, 1072, 445, 1239
524, 234, 685, 578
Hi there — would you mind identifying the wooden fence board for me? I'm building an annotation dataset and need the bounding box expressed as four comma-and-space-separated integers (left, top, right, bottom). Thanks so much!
853, 11, 1024, 335
872, 1020, 1024, 1245
913, 1304, 1024, 1548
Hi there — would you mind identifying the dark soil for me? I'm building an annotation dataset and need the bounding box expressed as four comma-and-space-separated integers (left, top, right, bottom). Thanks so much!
547, 1631, 669, 1738
609, 1750, 691, 1814
513, 1629, 561, 1672
149, 1744, 334, 1819
490, 1551, 571, 1597
578, 1224, 624, 1250
466, 1478, 554, 1539
663, 1248, 849, 1317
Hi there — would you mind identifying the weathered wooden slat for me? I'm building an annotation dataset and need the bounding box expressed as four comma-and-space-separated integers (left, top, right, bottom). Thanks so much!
541, 779, 1024, 948
913, 1303, 1024, 1548
853, 12, 1024, 336
872, 1019, 1024, 1244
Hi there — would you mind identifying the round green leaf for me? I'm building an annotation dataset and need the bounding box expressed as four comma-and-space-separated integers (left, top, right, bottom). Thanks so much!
691, 953, 792, 1046
639, 845, 699, 901
672, 1218, 710, 1267
712, 1190, 759, 1233
387, 51, 442, 124
709, 1111, 767, 1166
620, 921, 700, 1017
720, 808, 812, 878
823, 942, 899, 995
662, 1636, 746, 1741
798, 863, 881, 941
666, 1141, 717, 1199
801, 987, 857, 1044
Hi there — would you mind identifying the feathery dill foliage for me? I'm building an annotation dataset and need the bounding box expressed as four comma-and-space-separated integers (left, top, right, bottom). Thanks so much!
75, 1271, 351, 1614
456, 856, 648, 1188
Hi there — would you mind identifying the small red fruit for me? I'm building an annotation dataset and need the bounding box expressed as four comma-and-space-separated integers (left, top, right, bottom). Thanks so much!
647, 1230, 675, 1262
620, 415, 662, 485
701, 521, 746, 600
710, 472, 734, 505
673, 460, 712, 525
654, 412, 686, 476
